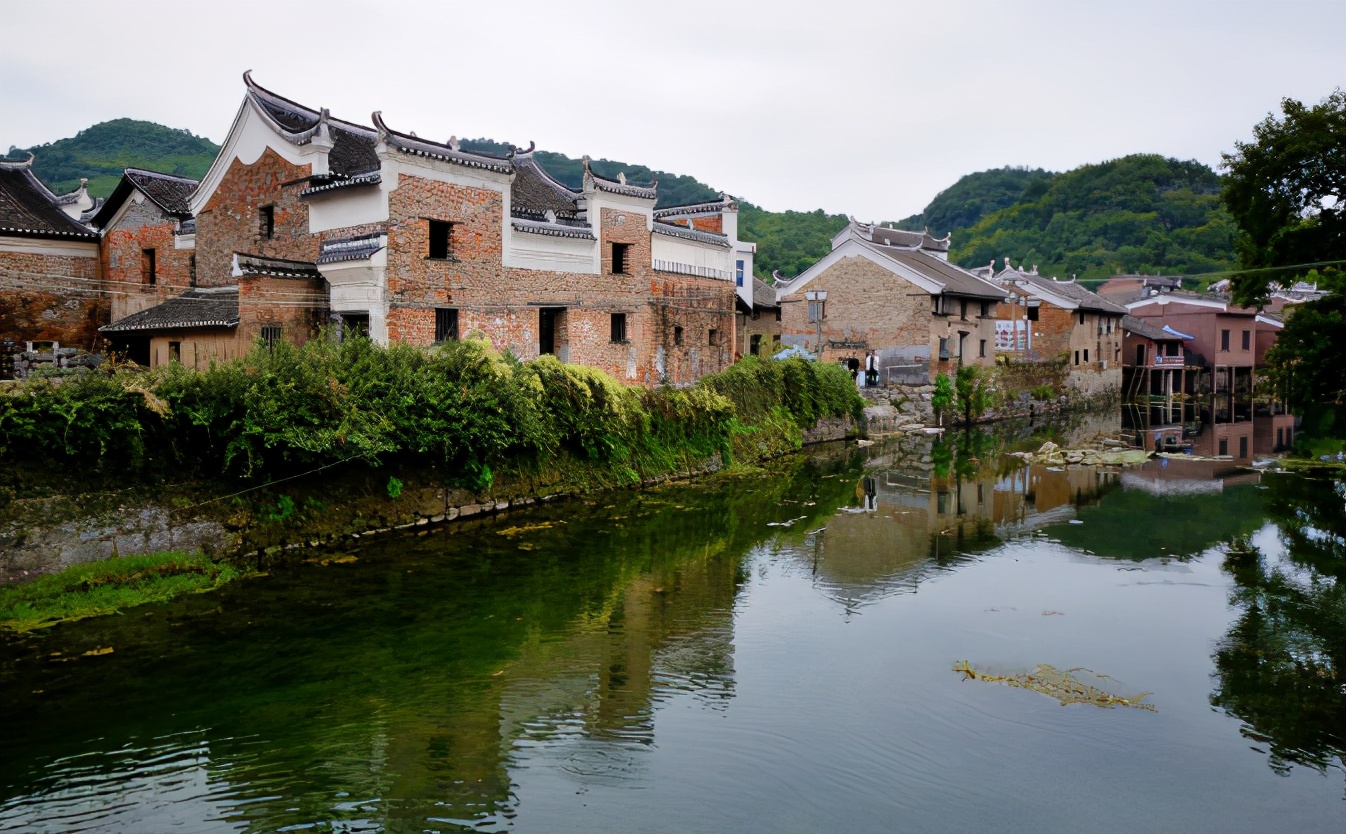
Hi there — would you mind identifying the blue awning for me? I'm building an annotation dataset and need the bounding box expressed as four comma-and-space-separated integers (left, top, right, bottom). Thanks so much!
1162, 324, 1195, 340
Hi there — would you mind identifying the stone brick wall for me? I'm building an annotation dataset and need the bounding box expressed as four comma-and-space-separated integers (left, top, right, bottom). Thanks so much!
0, 244, 105, 348
103, 198, 194, 321
737, 306, 781, 357
196, 149, 319, 287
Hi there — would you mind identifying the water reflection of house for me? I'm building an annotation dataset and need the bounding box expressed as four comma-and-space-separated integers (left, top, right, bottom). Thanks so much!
1120, 458, 1259, 494
802, 463, 1117, 607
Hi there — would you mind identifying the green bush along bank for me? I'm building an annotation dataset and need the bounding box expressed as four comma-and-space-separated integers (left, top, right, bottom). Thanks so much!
0, 337, 863, 491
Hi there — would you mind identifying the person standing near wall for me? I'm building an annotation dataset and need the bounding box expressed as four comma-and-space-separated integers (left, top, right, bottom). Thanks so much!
865, 350, 878, 387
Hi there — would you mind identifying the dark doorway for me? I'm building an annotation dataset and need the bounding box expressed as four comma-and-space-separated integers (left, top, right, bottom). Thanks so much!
341, 314, 369, 338
539, 307, 564, 356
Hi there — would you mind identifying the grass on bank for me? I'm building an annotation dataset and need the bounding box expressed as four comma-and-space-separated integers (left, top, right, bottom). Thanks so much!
0, 551, 247, 633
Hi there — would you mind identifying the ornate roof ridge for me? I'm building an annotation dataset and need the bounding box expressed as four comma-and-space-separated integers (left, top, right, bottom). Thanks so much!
512, 151, 581, 200
124, 167, 202, 185
232, 252, 322, 279
299, 171, 381, 198
242, 70, 376, 145
652, 220, 730, 247
654, 194, 733, 218
370, 111, 512, 174
582, 155, 657, 199
318, 232, 387, 264
510, 217, 596, 240
0, 152, 35, 171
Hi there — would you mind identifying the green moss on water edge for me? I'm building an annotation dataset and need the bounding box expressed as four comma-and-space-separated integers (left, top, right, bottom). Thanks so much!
0, 552, 250, 633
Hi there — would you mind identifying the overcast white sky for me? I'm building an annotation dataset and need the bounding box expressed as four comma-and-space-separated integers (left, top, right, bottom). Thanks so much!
2, 0, 1342, 220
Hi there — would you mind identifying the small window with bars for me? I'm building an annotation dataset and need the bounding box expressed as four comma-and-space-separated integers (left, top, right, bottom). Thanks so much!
261, 325, 282, 349
259, 205, 275, 240
610, 313, 627, 343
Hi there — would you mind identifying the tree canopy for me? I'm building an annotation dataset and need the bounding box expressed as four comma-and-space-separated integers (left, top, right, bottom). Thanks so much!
8, 119, 219, 198
1222, 89, 1346, 305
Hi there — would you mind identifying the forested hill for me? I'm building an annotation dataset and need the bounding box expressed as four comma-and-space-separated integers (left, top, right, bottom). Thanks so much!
894, 156, 1235, 281
9, 119, 219, 198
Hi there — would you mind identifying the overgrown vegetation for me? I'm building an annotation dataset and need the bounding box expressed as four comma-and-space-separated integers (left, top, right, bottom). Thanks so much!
0, 551, 247, 633
0, 337, 862, 488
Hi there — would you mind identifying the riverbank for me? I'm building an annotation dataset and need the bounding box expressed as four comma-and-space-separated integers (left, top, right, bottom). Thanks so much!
1, 340, 863, 582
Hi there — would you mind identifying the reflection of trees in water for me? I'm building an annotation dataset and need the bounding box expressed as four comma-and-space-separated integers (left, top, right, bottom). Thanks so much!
1212, 475, 1346, 778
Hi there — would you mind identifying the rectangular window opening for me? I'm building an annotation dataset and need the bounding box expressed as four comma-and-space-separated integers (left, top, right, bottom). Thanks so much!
709, 329, 719, 346
938, 337, 950, 360
1219, 438, 1229, 456
1221, 329, 1230, 351
610, 313, 627, 343
1084, 348, 1090, 363
1241, 330, 1250, 350
142, 248, 156, 286
735, 259, 745, 287
259, 205, 275, 240
435, 307, 459, 342
1078, 311, 1086, 326
1027, 306, 1039, 322
807, 299, 825, 323
261, 325, 282, 350
674, 325, 683, 346
750, 334, 761, 355
611, 243, 630, 274
188, 254, 196, 288
979, 339, 987, 358
1239, 436, 1248, 458
428, 220, 454, 260
168, 340, 180, 363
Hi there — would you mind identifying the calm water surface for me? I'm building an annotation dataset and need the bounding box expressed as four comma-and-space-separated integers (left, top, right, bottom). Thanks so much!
2, 438, 1344, 833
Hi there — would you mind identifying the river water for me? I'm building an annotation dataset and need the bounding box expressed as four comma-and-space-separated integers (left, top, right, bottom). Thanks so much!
1, 434, 1344, 833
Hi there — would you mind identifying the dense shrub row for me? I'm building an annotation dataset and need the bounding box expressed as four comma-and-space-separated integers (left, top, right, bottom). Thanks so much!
0, 337, 862, 488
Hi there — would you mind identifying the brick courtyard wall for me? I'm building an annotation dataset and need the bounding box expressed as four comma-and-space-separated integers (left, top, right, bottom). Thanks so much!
0, 243, 105, 348
238, 275, 326, 348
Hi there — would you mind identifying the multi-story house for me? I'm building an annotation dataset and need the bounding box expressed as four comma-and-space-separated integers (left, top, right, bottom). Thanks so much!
99, 73, 748, 384
775, 220, 1005, 384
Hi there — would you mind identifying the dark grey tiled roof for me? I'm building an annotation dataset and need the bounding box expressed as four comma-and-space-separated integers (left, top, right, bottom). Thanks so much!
318, 233, 386, 264
1015, 271, 1127, 314
234, 253, 322, 279
584, 157, 656, 200
652, 221, 730, 248
178, 218, 196, 235
371, 112, 512, 174
300, 172, 381, 198
752, 277, 778, 308
91, 168, 198, 227
243, 71, 380, 177
511, 153, 583, 219
101, 288, 239, 333
510, 217, 595, 240
654, 195, 732, 218
1121, 315, 1180, 342
874, 244, 1006, 300
0, 155, 98, 240
854, 221, 950, 254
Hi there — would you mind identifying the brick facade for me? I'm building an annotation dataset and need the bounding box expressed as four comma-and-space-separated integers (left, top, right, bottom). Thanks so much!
102, 198, 194, 321
196, 149, 319, 287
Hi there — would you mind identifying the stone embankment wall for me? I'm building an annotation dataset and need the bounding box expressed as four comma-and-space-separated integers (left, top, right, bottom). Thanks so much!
1, 415, 854, 583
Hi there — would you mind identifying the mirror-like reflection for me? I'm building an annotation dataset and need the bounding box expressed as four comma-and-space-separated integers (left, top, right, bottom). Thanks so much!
1, 433, 1344, 833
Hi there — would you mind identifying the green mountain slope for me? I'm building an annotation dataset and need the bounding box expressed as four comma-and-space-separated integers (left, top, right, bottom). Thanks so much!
9, 119, 219, 198
950, 155, 1235, 280
895, 167, 1054, 236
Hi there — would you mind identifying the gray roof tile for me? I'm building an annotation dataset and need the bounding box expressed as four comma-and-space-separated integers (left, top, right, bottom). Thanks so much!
101, 288, 239, 333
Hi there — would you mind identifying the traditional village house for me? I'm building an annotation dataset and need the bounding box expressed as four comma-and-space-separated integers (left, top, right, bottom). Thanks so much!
1120, 314, 1198, 451
1125, 287, 1267, 461
775, 220, 1005, 384
103, 72, 742, 384
734, 277, 781, 357
0, 153, 104, 351
88, 169, 200, 364
1095, 273, 1182, 302
988, 261, 1126, 396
